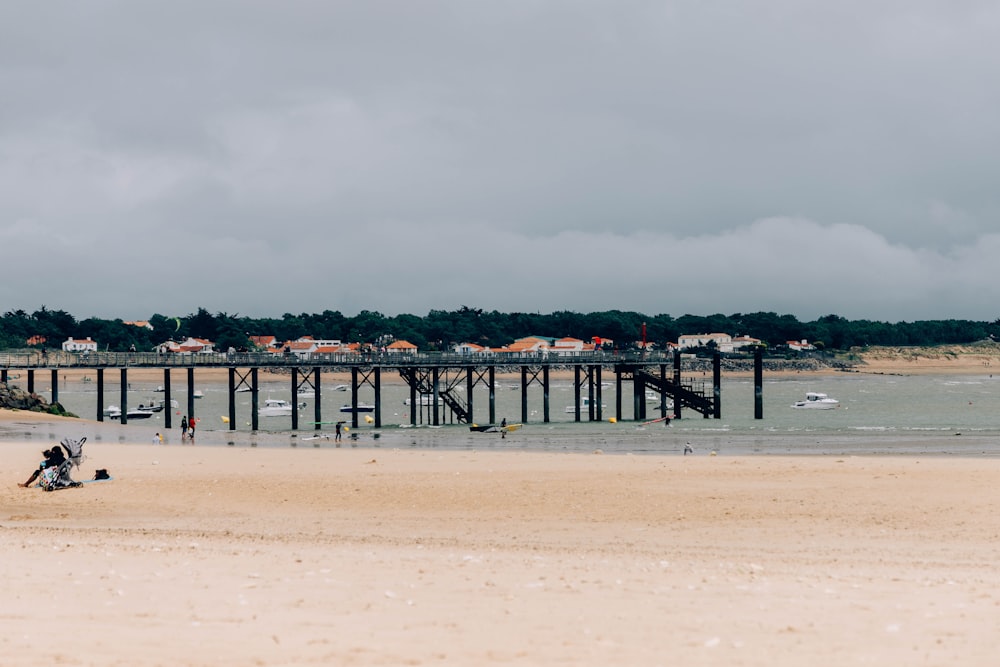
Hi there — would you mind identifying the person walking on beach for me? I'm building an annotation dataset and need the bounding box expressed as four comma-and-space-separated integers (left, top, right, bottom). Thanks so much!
188, 419, 196, 442
335, 421, 343, 442
180, 416, 188, 441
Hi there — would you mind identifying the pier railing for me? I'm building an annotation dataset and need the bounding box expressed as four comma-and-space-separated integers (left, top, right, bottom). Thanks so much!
1, 349, 678, 370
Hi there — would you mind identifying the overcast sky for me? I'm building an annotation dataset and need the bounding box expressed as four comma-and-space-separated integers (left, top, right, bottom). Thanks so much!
3, 2, 1000, 323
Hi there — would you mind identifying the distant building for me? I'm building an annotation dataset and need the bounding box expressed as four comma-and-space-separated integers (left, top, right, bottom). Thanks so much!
677, 333, 733, 351
730, 335, 762, 351
787, 339, 816, 352
386, 340, 418, 354
62, 337, 98, 352
454, 342, 490, 355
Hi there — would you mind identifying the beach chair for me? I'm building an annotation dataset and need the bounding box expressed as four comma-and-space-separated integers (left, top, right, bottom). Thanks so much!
41, 437, 87, 491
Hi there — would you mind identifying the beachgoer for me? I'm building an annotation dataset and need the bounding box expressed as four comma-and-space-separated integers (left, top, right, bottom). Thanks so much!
188, 419, 196, 440
181, 416, 188, 440
153, 433, 161, 445
18, 447, 65, 488
684, 442, 693, 455
501, 418, 506, 428
335, 422, 342, 442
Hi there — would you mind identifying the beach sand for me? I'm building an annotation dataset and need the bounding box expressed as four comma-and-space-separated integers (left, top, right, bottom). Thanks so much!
3, 407, 1000, 666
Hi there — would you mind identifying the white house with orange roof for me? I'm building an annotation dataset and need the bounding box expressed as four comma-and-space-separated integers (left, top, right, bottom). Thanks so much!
549, 337, 598, 356
62, 336, 98, 352
385, 340, 418, 354
454, 342, 491, 356
787, 339, 816, 352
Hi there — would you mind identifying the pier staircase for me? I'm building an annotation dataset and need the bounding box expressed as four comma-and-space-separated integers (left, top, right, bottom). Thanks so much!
634, 369, 715, 417
397, 367, 471, 423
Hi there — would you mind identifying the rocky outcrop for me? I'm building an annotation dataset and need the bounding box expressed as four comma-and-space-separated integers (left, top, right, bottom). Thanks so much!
0, 382, 77, 417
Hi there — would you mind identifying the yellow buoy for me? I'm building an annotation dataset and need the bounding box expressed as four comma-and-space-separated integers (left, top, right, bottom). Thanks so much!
608, 417, 617, 424
220, 416, 230, 423
365, 415, 374, 424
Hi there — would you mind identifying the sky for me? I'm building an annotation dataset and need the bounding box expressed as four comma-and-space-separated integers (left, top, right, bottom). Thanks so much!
3, 1, 1000, 323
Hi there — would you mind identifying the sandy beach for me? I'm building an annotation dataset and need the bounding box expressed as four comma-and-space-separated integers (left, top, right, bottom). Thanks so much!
1, 410, 999, 665
4, 351, 1000, 665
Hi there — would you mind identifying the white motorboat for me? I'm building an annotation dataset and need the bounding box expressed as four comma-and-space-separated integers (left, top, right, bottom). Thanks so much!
258, 398, 294, 417
564, 396, 605, 414
792, 392, 840, 409
193, 390, 205, 399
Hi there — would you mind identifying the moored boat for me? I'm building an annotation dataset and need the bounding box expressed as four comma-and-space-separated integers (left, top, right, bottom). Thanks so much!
792, 392, 840, 409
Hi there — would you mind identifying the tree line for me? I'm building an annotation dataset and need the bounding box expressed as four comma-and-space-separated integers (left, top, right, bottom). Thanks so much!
2, 306, 998, 354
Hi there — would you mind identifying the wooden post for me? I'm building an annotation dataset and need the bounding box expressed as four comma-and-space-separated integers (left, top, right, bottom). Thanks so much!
96, 369, 104, 422
120, 368, 128, 425
251, 368, 259, 431
488, 365, 496, 424
228, 368, 237, 431
374, 366, 381, 428
291, 367, 299, 430
163, 369, 172, 430
542, 365, 550, 423
521, 366, 528, 423
754, 347, 763, 419
573, 365, 581, 422
313, 367, 322, 431
50, 369, 58, 405
187, 367, 195, 423
713, 352, 722, 419
466, 369, 474, 425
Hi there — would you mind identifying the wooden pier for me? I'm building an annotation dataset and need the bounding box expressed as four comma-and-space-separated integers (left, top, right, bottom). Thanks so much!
1, 349, 767, 431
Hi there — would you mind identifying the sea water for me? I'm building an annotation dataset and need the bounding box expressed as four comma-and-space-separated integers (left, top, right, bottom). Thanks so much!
6, 371, 1000, 456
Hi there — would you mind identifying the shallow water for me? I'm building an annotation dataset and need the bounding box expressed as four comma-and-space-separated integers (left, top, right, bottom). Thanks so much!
5, 371, 1000, 456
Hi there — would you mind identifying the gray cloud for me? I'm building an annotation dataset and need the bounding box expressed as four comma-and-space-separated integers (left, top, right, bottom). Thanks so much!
3, 2, 1000, 322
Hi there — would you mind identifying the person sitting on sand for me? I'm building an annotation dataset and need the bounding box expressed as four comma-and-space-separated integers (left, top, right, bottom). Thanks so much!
18, 446, 66, 488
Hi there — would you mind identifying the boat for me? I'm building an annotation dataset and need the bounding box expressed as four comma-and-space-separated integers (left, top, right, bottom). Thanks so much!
404, 394, 436, 406
564, 397, 605, 414
258, 398, 294, 417
235, 386, 252, 393
193, 390, 205, 399
137, 401, 164, 413
469, 423, 498, 432
340, 404, 376, 413
792, 392, 840, 409
333, 384, 348, 392
107, 407, 156, 420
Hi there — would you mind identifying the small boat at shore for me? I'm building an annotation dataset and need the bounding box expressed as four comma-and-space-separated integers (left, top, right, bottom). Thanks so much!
340, 404, 375, 413
106, 406, 156, 420
792, 392, 840, 409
